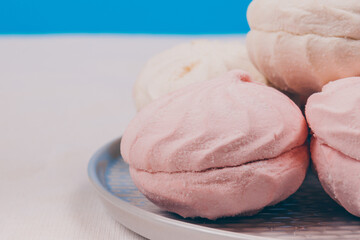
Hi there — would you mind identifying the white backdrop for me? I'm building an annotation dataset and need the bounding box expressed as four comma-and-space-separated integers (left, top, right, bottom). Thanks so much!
0, 35, 245, 239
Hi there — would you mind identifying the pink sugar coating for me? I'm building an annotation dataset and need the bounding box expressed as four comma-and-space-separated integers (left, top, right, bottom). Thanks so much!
306, 77, 360, 161
122, 70, 308, 173
306, 77, 360, 217
121, 70, 309, 219
131, 145, 309, 219
311, 138, 360, 217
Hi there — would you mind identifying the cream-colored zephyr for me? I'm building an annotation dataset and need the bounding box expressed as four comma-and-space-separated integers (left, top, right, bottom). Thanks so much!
246, 0, 360, 97
134, 40, 267, 110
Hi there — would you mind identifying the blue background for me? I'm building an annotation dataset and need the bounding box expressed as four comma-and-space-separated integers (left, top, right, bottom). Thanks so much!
0, 0, 252, 34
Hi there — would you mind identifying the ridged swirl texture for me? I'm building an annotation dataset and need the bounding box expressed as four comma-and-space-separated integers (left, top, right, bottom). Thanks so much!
133, 40, 267, 110
306, 77, 360, 161
122, 70, 308, 173
247, 0, 360, 40
246, 0, 360, 96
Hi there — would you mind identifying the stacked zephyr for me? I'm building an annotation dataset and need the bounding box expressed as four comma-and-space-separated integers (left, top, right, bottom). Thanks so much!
306, 77, 360, 217
120, 0, 360, 221
247, 0, 360, 97
122, 70, 309, 220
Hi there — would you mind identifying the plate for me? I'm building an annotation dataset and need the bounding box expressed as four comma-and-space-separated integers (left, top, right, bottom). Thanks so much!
88, 137, 360, 240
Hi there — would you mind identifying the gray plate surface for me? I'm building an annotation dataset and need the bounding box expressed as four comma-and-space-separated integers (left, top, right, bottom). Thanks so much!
88, 138, 360, 240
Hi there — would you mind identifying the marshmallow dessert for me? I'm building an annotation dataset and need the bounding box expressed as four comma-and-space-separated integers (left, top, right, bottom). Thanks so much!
134, 40, 267, 110
246, 0, 360, 97
306, 77, 360, 217
121, 70, 309, 220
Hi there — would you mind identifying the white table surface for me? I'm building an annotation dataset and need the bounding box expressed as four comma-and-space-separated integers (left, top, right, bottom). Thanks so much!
0, 35, 245, 240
